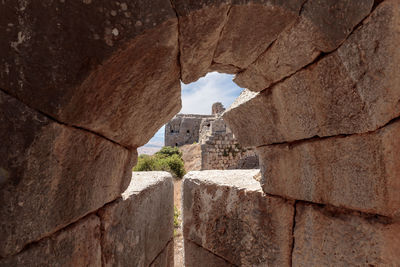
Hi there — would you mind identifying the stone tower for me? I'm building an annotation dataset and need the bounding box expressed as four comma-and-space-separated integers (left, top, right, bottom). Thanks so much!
211, 102, 225, 115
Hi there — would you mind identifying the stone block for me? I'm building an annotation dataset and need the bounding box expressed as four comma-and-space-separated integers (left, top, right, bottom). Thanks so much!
184, 239, 235, 267
174, 3, 231, 83
173, 0, 304, 82
0, 215, 101, 266
258, 120, 400, 217
0, 0, 180, 147
213, 0, 304, 69
183, 170, 294, 266
292, 203, 400, 266
0, 91, 135, 257
224, 1, 400, 147
235, 0, 374, 91
98, 172, 174, 267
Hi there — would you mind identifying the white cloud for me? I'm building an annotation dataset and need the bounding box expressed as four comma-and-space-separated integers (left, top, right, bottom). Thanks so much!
180, 72, 243, 114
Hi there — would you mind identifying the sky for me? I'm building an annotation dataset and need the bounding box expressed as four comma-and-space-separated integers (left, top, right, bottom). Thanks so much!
139, 72, 244, 152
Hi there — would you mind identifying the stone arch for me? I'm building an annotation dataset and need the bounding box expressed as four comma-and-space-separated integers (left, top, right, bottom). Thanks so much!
1, 0, 400, 265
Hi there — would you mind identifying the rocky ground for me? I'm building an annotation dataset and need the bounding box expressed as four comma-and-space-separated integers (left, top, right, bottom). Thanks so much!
173, 179, 184, 267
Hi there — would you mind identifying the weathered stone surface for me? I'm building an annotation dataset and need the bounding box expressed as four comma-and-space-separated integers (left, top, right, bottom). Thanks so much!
292, 204, 400, 266
0, 0, 180, 147
174, 0, 305, 82
208, 62, 240, 75
165, 114, 214, 147
212, 102, 225, 115
0, 215, 101, 267
98, 172, 174, 267
175, 3, 231, 83
213, 1, 304, 69
224, 1, 400, 147
149, 240, 174, 267
235, 0, 374, 91
183, 170, 294, 266
258, 119, 400, 218
0, 91, 135, 258
184, 239, 235, 267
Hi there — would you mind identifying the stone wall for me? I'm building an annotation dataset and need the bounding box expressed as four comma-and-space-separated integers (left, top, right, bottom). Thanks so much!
1, 0, 399, 265
166, 106, 259, 170
165, 114, 214, 147
183, 170, 400, 267
183, 170, 294, 266
200, 118, 259, 170
0, 170, 174, 266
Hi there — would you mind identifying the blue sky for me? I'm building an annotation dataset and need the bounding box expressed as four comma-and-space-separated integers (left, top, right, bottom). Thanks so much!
141, 72, 244, 150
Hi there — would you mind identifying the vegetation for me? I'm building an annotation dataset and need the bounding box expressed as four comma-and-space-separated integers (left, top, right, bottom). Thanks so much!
173, 205, 181, 236
133, 146, 186, 178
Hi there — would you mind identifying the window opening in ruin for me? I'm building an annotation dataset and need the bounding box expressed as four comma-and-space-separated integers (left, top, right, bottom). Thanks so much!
137, 72, 244, 155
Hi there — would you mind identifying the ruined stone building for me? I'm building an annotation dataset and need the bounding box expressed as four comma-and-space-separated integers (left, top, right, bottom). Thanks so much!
1, 0, 400, 266
165, 102, 259, 170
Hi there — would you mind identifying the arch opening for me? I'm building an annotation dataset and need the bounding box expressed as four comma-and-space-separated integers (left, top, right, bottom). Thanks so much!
1, 0, 399, 265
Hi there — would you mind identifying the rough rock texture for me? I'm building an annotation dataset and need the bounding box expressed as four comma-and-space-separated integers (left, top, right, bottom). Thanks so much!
212, 102, 225, 115
0, 91, 135, 258
258, 119, 400, 218
235, 0, 374, 91
0, 215, 101, 267
183, 170, 294, 266
165, 114, 214, 147
149, 240, 174, 267
0, 0, 180, 147
213, 1, 304, 69
224, 0, 400, 147
184, 239, 235, 267
98, 172, 174, 267
180, 144, 202, 172
200, 121, 259, 170
292, 204, 400, 266
174, 0, 304, 83
174, 3, 231, 83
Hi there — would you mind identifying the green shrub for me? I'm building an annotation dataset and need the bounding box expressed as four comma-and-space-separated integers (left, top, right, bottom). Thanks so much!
132, 155, 156, 172
155, 146, 182, 158
174, 206, 180, 229
133, 146, 186, 178
174, 206, 181, 237
164, 154, 185, 178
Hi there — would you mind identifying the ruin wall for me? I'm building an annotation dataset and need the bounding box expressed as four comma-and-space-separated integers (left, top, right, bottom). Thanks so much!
164, 114, 214, 147
200, 118, 259, 170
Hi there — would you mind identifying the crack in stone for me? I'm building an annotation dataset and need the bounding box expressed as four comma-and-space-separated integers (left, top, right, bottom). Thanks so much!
256, 114, 400, 149
372, 0, 386, 11
289, 201, 298, 267
147, 238, 174, 266
242, 0, 376, 94
2, 207, 112, 260
210, 4, 233, 67
262, 190, 400, 223
186, 239, 239, 267
0, 87, 131, 151
238, 0, 309, 72
168, 0, 183, 82
298, 0, 309, 16
95, 209, 109, 267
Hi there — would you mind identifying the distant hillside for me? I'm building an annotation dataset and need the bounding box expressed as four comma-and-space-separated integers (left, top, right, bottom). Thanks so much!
137, 146, 160, 155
